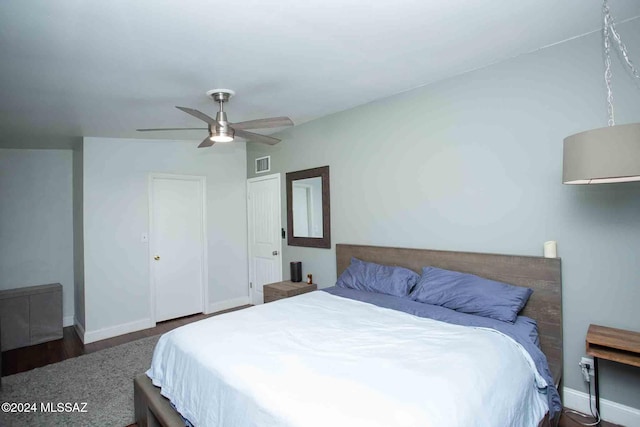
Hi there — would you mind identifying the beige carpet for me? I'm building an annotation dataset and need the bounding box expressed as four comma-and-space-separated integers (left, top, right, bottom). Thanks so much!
0, 334, 160, 427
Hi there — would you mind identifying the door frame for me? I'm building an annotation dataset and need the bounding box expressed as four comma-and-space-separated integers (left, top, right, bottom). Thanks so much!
148, 173, 209, 325
247, 173, 283, 304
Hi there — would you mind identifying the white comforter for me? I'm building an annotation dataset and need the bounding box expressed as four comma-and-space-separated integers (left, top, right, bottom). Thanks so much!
147, 291, 548, 427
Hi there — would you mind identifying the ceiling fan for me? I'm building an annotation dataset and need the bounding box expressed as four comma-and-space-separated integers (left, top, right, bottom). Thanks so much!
137, 89, 294, 147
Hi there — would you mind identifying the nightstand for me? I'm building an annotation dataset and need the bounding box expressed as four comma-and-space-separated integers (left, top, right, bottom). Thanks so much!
263, 281, 317, 303
585, 324, 640, 414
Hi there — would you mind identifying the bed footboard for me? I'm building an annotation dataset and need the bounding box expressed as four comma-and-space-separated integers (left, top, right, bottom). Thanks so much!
134, 374, 185, 427
134, 372, 557, 427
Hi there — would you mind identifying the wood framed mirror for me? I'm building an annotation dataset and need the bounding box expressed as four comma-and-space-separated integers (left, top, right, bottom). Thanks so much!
286, 166, 331, 249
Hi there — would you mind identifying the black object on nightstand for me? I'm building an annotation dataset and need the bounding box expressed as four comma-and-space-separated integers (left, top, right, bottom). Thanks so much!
290, 262, 302, 282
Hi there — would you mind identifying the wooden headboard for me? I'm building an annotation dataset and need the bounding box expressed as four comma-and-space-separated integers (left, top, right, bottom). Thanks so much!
336, 244, 563, 388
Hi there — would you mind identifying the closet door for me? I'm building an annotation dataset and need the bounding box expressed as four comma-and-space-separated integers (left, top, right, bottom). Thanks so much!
150, 174, 206, 322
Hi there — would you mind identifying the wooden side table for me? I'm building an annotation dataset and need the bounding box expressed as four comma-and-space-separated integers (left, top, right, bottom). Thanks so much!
585, 324, 640, 414
263, 281, 317, 303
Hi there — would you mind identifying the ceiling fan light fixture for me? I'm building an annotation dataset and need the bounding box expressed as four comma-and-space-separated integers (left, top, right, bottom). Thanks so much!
211, 135, 234, 143
210, 124, 235, 143
209, 99, 235, 142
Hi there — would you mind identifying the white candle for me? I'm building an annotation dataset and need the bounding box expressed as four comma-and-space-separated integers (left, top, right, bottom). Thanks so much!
544, 241, 557, 258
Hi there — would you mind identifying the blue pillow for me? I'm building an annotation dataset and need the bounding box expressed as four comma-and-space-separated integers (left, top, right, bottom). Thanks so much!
336, 257, 419, 297
409, 266, 533, 323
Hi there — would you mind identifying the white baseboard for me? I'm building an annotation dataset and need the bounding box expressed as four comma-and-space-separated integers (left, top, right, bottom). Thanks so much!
563, 386, 640, 426
63, 315, 74, 327
83, 318, 155, 344
208, 296, 250, 314
78, 299, 248, 345
73, 318, 86, 343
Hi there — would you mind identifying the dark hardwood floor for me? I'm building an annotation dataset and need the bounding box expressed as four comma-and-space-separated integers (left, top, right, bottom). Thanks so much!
2, 305, 622, 427
560, 411, 620, 427
1, 305, 251, 377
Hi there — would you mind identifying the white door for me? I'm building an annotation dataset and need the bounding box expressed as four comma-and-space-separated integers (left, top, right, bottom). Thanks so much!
150, 174, 207, 322
247, 173, 282, 305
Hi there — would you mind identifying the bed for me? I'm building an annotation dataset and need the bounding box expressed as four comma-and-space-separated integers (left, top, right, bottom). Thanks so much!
134, 244, 562, 427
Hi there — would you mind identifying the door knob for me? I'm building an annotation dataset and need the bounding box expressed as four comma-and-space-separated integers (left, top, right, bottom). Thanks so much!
272, 251, 279, 256
154, 255, 160, 260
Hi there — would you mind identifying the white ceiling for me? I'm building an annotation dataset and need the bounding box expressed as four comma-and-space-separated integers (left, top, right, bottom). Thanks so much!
1, 0, 640, 148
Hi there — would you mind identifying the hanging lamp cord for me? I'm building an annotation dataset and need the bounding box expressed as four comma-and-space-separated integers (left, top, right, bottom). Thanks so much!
602, 0, 640, 127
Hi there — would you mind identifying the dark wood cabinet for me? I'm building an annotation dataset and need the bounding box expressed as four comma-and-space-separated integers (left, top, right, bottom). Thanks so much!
0, 283, 63, 352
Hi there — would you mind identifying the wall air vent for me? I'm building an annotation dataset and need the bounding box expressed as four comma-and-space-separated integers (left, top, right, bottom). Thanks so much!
255, 156, 271, 173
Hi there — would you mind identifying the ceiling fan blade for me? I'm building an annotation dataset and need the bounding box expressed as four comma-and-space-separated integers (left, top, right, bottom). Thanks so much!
198, 136, 214, 148
176, 106, 217, 126
137, 127, 208, 132
234, 129, 281, 145
231, 116, 293, 130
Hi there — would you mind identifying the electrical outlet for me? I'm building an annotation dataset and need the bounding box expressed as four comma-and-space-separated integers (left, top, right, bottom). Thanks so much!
579, 357, 595, 381
580, 357, 594, 372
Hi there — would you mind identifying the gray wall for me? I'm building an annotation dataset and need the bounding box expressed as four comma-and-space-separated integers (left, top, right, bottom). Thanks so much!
0, 149, 75, 324
82, 137, 248, 337
248, 20, 640, 408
